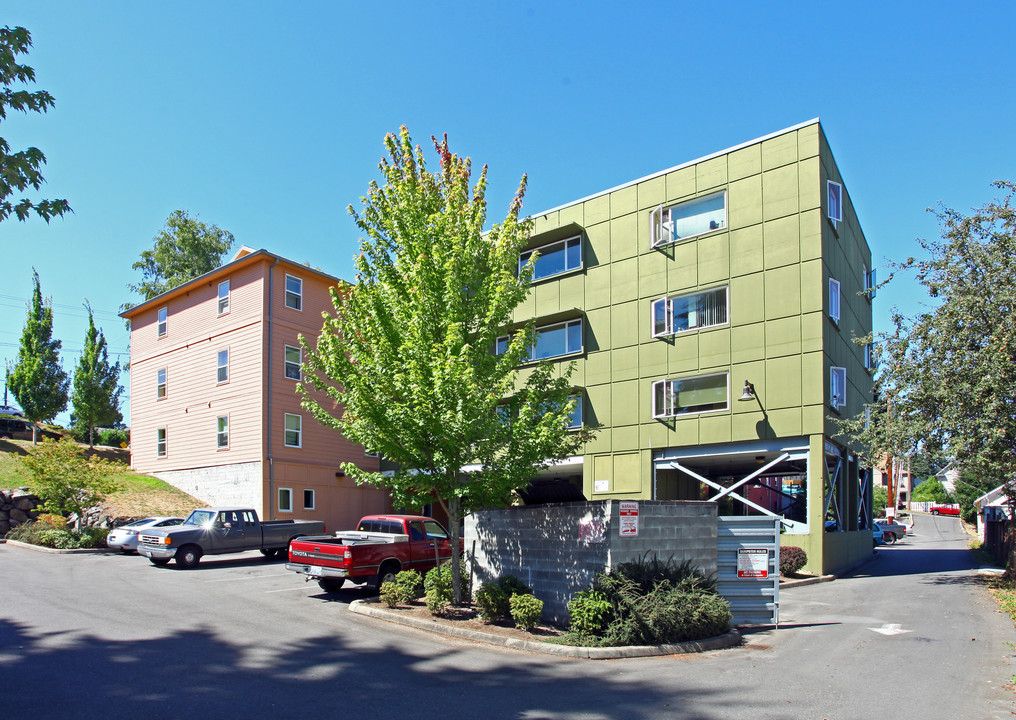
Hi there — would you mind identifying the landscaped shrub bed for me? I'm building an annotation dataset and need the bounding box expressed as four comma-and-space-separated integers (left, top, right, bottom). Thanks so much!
779, 546, 807, 576
5, 519, 109, 549
565, 554, 730, 647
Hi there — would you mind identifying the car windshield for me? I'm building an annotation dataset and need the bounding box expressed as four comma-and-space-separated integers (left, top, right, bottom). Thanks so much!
184, 510, 216, 526
125, 518, 157, 527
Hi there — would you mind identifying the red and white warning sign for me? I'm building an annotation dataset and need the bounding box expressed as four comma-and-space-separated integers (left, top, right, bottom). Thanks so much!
737, 548, 770, 578
619, 501, 639, 537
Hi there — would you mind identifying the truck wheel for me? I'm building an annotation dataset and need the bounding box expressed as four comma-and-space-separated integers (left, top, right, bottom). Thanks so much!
150, 558, 171, 567
317, 578, 345, 592
374, 563, 399, 591
931, 509, 940, 515
259, 549, 272, 557
175, 545, 202, 569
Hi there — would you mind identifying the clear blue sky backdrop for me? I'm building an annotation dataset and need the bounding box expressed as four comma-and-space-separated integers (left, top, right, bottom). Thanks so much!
1, 1, 1013, 425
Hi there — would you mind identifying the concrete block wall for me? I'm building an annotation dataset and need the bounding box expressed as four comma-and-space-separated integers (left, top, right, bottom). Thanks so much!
153, 461, 262, 511
465, 499, 717, 626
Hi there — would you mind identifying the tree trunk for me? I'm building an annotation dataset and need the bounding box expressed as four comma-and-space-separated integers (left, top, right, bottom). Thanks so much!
449, 496, 463, 605
89, 425, 94, 449
31, 423, 39, 444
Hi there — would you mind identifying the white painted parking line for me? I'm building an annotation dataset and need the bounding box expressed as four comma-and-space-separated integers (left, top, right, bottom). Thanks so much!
204, 573, 292, 583
266, 585, 317, 593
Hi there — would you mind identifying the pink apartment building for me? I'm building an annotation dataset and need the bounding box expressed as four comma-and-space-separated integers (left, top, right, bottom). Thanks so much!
121, 246, 391, 530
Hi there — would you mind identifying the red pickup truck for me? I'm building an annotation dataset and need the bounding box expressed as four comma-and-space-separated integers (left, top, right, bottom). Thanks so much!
286, 515, 455, 592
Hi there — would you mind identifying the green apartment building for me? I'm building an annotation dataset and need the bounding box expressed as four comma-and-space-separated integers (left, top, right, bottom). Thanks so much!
509, 119, 875, 575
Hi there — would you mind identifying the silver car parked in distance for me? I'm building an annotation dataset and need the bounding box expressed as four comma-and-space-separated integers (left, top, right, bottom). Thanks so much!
107, 517, 184, 553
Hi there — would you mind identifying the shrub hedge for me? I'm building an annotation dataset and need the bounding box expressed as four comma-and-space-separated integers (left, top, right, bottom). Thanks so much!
779, 546, 808, 576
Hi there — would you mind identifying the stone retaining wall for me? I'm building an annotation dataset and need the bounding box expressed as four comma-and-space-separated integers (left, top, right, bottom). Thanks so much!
0, 488, 42, 535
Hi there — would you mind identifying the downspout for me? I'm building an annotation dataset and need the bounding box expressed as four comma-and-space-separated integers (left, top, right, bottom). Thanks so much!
267, 257, 280, 520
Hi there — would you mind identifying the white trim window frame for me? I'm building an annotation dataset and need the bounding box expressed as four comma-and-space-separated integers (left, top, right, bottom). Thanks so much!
217, 280, 230, 316
827, 180, 843, 224
864, 342, 876, 371
567, 394, 583, 429
863, 265, 877, 300
519, 235, 582, 281
216, 415, 229, 450
830, 366, 847, 409
157, 307, 168, 338
284, 344, 302, 380
651, 286, 729, 338
217, 349, 229, 384
303, 489, 315, 510
156, 427, 167, 458
285, 274, 303, 311
156, 368, 167, 399
284, 413, 302, 448
278, 487, 293, 513
829, 278, 841, 325
651, 372, 730, 418
497, 319, 583, 362
650, 190, 727, 248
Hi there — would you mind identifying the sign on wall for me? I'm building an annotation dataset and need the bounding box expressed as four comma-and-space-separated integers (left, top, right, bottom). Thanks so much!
619, 501, 639, 537
736, 547, 770, 578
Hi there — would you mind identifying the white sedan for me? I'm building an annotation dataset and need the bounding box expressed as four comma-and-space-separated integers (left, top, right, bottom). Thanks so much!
107, 517, 184, 553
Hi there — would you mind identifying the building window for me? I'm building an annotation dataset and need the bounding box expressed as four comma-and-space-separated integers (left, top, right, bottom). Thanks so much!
217, 349, 229, 384
567, 394, 583, 429
156, 428, 167, 458
216, 415, 229, 449
829, 278, 841, 324
284, 413, 302, 447
278, 487, 293, 513
364, 449, 379, 458
864, 342, 876, 371
519, 235, 582, 281
652, 373, 729, 418
830, 366, 846, 409
827, 181, 843, 224
650, 191, 726, 248
303, 489, 315, 510
285, 274, 302, 311
863, 265, 877, 300
217, 280, 230, 315
652, 287, 728, 337
156, 368, 167, 399
157, 307, 168, 338
497, 319, 583, 361
285, 345, 302, 380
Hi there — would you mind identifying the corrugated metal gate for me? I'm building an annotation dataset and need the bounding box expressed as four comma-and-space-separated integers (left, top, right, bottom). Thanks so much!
717, 516, 780, 626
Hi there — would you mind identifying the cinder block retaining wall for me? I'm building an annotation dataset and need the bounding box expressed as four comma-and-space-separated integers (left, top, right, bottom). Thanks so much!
465, 500, 717, 626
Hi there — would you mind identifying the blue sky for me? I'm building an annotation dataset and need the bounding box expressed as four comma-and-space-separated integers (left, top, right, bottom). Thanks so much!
1, 1, 1014, 424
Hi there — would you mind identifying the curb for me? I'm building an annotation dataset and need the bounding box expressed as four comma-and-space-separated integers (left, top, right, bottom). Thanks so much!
348, 599, 742, 659
779, 550, 880, 589
3, 539, 115, 555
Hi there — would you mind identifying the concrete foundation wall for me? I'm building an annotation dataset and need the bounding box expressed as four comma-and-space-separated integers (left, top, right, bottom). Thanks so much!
153, 461, 263, 513
465, 500, 717, 626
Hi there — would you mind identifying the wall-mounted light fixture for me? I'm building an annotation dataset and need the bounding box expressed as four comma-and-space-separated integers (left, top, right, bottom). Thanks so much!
738, 380, 757, 402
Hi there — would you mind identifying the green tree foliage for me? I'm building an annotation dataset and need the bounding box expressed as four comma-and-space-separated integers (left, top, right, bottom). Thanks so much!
6, 269, 68, 441
70, 302, 123, 448
873, 486, 888, 516
300, 127, 593, 604
0, 26, 70, 223
21, 438, 123, 523
124, 210, 235, 305
911, 477, 951, 503
840, 182, 1016, 548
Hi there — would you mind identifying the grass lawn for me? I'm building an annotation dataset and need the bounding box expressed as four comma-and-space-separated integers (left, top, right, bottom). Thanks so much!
1, 438, 201, 518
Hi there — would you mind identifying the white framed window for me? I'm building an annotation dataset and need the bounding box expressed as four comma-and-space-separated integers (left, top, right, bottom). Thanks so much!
827, 181, 843, 224
303, 489, 315, 510
278, 487, 293, 513
829, 278, 841, 324
567, 394, 583, 429
284, 345, 302, 380
285, 274, 302, 311
157, 307, 168, 338
216, 415, 229, 449
497, 319, 583, 361
864, 342, 876, 371
651, 286, 728, 337
156, 428, 167, 458
830, 366, 846, 409
650, 191, 726, 248
284, 413, 302, 447
364, 449, 379, 458
863, 265, 877, 299
652, 372, 729, 418
156, 368, 167, 399
519, 235, 582, 281
217, 349, 229, 384
217, 280, 230, 315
